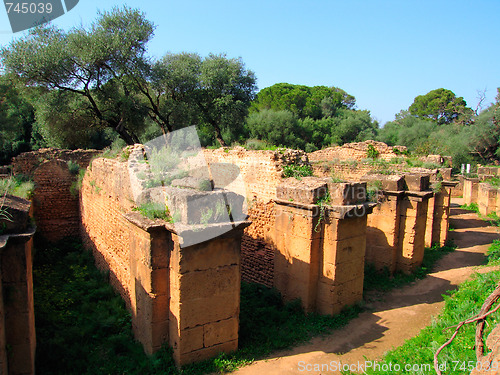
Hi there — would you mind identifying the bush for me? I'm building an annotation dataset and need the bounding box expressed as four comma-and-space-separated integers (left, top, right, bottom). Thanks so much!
282, 164, 314, 179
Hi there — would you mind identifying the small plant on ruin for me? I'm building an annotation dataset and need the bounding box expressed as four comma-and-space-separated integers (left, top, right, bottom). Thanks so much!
366, 180, 383, 202
366, 144, 380, 159
0, 175, 34, 199
133, 202, 170, 221
200, 207, 214, 225
282, 164, 313, 180
314, 192, 330, 233
67, 160, 80, 175
198, 179, 212, 191
70, 169, 86, 198
432, 180, 443, 194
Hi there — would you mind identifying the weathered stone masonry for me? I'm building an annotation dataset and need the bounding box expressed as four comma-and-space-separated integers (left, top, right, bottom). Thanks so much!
80, 157, 249, 366
0, 196, 36, 375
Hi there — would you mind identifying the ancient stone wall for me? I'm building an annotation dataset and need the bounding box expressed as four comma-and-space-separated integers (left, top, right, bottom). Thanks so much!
202, 148, 300, 286
308, 140, 407, 162
0, 196, 36, 375
478, 183, 499, 216
274, 178, 374, 315
11, 148, 99, 177
80, 156, 247, 366
33, 160, 80, 242
80, 158, 136, 304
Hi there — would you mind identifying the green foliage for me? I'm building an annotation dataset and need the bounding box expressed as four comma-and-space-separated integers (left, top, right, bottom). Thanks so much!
0, 75, 36, 164
366, 144, 380, 159
486, 240, 500, 265
133, 202, 170, 221
1, 7, 155, 146
364, 242, 456, 293
460, 202, 479, 213
67, 160, 80, 175
366, 180, 383, 202
408, 88, 473, 125
282, 164, 314, 179
250, 83, 355, 119
0, 175, 34, 199
33, 239, 177, 374
362, 270, 500, 374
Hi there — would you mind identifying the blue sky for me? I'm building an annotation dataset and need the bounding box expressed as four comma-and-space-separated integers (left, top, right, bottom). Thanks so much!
0, 0, 499, 125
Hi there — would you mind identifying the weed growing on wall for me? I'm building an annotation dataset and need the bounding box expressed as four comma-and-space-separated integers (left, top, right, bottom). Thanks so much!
133, 202, 170, 221
366, 144, 380, 159
282, 164, 313, 179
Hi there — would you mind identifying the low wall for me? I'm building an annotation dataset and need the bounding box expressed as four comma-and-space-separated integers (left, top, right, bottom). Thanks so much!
308, 140, 407, 162
478, 183, 499, 217
0, 196, 36, 375
11, 148, 98, 176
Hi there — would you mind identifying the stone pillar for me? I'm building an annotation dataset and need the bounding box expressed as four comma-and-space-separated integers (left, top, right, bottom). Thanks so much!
397, 174, 433, 274
317, 209, 368, 315
274, 178, 327, 312
0, 250, 7, 375
362, 175, 406, 274
429, 181, 456, 247
478, 183, 498, 216
124, 213, 171, 356
168, 224, 247, 366
463, 177, 480, 206
274, 178, 373, 315
0, 195, 36, 375
425, 190, 437, 248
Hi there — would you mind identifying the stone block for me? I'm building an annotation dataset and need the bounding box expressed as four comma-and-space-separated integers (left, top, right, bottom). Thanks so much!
203, 317, 238, 347
361, 174, 406, 191
175, 265, 240, 301
276, 177, 328, 204
173, 238, 240, 274
328, 182, 367, 205
175, 340, 238, 367
171, 294, 239, 330
404, 173, 430, 191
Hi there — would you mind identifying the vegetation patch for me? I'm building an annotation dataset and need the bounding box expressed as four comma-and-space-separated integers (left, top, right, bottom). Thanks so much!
133, 202, 170, 221
282, 164, 314, 179
34, 239, 362, 374
364, 241, 456, 293
357, 270, 500, 374
0, 174, 34, 199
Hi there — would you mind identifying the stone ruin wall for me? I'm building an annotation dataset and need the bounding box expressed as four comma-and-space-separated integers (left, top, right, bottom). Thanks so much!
203, 147, 307, 287
11, 148, 99, 243
79, 155, 246, 366
11, 148, 99, 176
80, 158, 136, 305
308, 140, 407, 163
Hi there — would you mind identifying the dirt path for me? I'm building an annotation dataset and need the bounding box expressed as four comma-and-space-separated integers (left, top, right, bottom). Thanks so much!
233, 198, 500, 375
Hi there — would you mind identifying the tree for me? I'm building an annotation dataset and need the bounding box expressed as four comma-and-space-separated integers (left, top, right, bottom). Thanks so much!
0, 74, 35, 163
408, 88, 473, 125
195, 54, 256, 146
250, 83, 356, 120
1, 7, 154, 145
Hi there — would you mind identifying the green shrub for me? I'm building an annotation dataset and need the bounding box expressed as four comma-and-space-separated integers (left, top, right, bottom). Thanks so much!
0, 175, 35, 199
487, 240, 500, 264
366, 144, 379, 159
133, 202, 170, 221
67, 160, 81, 175
282, 164, 314, 179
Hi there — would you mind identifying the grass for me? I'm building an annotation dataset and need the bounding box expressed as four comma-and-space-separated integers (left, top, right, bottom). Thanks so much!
133, 202, 170, 221
0, 174, 35, 199
282, 164, 314, 179
34, 238, 362, 375
34, 238, 177, 375
364, 241, 457, 293
353, 270, 500, 375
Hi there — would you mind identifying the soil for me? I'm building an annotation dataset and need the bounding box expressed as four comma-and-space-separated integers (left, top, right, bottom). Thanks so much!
233, 198, 500, 375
